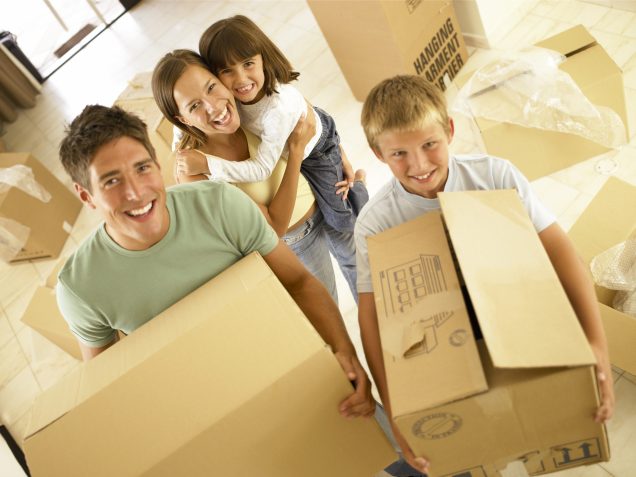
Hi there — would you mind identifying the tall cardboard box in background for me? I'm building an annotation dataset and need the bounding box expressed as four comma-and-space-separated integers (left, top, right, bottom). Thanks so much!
24, 253, 394, 476
308, 1, 468, 101
0, 153, 81, 262
454, 25, 628, 181
367, 190, 608, 476
568, 176, 636, 376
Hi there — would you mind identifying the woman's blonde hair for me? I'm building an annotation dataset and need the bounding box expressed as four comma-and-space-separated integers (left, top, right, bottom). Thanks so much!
151, 49, 210, 150
199, 15, 299, 96
362, 75, 451, 150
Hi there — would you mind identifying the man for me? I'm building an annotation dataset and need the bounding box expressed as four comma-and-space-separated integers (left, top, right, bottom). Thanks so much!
56, 104, 373, 419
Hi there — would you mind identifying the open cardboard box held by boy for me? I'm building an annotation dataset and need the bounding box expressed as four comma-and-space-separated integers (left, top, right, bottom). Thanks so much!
368, 189, 609, 477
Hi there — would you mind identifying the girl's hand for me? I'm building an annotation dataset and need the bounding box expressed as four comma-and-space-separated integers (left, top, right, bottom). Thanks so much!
176, 149, 209, 176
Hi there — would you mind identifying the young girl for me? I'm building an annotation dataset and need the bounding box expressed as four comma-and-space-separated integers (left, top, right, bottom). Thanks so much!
179, 14, 368, 234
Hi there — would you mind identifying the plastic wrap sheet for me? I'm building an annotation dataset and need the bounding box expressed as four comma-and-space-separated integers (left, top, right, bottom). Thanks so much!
452, 47, 627, 149
591, 232, 636, 317
0, 165, 51, 262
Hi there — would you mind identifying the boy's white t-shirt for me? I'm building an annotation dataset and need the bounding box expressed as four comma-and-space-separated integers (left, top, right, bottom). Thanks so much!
354, 154, 556, 293
202, 83, 322, 182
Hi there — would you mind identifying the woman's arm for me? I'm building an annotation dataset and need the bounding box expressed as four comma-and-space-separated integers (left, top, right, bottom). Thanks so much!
259, 108, 315, 236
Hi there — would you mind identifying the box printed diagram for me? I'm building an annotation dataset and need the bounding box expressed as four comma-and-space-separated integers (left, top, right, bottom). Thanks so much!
379, 254, 455, 355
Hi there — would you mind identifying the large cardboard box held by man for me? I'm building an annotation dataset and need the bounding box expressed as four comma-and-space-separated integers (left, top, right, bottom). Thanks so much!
568, 176, 636, 376
455, 25, 628, 181
308, 1, 468, 101
0, 153, 81, 262
23, 253, 394, 476
367, 190, 609, 477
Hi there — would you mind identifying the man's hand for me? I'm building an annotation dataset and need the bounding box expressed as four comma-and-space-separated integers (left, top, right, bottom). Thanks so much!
592, 345, 615, 423
176, 149, 209, 176
334, 351, 375, 419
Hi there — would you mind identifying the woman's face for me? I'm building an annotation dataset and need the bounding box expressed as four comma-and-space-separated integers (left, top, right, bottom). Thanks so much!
174, 64, 240, 136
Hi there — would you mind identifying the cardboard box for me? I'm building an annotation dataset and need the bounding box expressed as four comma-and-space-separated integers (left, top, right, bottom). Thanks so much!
568, 176, 636, 375
455, 25, 628, 181
0, 153, 82, 262
308, 0, 468, 101
367, 189, 608, 476
20, 256, 82, 360
24, 253, 394, 476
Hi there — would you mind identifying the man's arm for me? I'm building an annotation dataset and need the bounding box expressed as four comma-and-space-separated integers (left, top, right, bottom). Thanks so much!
262, 241, 374, 418
539, 222, 614, 423
78, 336, 118, 361
358, 292, 430, 474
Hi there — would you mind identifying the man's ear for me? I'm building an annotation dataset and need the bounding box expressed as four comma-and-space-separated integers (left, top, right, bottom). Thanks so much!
74, 183, 96, 209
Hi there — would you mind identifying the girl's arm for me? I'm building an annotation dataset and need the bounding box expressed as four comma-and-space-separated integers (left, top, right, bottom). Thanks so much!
207, 98, 308, 183
258, 112, 315, 236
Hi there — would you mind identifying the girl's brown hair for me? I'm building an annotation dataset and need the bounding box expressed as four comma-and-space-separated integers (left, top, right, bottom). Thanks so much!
151, 49, 210, 150
199, 15, 299, 96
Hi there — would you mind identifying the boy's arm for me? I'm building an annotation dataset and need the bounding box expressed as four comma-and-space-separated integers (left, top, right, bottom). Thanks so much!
539, 222, 614, 423
359, 292, 431, 474
262, 242, 375, 419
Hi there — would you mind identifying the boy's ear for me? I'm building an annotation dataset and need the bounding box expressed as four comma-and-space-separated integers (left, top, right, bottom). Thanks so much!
74, 183, 96, 209
447, 117, 455, 144
372, 147, 386, 163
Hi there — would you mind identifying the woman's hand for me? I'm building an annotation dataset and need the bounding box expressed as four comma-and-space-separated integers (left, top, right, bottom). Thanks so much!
287, 104, 316, 162
176, 149, 209, 176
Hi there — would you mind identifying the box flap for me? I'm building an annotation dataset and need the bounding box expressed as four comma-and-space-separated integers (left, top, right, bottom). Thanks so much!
439, 189, 595, 368
535, 24, 595, 57
599, 303, 636, 375
368, 211, 488, 414
21, 286, 82, 360
567, 177, 636, 265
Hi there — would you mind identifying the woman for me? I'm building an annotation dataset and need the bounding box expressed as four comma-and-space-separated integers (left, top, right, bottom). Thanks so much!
151, 50, 359, 304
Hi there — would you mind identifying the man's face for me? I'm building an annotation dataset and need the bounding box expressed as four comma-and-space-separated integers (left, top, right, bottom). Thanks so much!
75, 136, 169, 250
373, 120, 454, 199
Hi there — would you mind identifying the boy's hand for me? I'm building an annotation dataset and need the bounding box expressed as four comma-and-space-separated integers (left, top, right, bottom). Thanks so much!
391, 421, 431, 474
334, 351, 375, 418
176, 149, 209, 176
592, 346, 615, 423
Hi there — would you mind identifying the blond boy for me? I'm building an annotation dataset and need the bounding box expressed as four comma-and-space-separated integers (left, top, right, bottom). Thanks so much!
355, 75, 614, 474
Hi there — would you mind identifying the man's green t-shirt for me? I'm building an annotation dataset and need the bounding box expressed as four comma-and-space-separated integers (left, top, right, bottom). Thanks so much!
57, 181, 279, 347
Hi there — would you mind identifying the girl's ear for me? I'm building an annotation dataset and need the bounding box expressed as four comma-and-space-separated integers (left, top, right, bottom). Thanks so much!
175, 115, 190, 127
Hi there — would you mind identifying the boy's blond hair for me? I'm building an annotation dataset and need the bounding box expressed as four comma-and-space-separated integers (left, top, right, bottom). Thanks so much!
361, 75, 451, 150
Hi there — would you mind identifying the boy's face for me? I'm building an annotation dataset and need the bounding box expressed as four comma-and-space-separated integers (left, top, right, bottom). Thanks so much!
373, 119, 454, 199
75, 136, 169, 251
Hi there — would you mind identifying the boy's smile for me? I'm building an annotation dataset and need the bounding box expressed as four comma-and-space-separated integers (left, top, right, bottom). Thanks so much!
374, 120, 454, 199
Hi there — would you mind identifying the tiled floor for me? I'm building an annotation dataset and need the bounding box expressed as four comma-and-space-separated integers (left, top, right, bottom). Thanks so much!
1, 1, 635, 476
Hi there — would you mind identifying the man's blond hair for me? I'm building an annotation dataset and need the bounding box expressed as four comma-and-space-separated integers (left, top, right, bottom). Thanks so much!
361, 75, 451, 150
